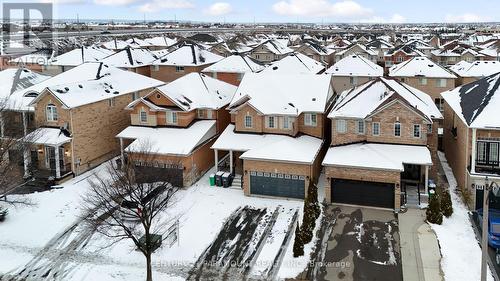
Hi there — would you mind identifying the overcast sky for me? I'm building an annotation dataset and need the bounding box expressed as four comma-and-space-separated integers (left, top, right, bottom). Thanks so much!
11, 0, 500, 23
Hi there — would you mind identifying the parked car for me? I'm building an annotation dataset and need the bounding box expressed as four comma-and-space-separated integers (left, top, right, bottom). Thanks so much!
476, 208, 500, 265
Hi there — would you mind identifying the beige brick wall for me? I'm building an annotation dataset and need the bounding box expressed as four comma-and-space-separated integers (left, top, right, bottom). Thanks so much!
332, 76, 373, 94
150, 65, 210, 83
393, 77, 455, 101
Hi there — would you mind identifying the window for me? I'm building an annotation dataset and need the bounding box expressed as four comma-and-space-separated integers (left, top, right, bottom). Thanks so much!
336, 119, 347, 133
357, 120, 365, 134
349, 76, 358, 86
413, 124, 421, 138
266, 116, 276, 128
132, 91, 139, 101
372, 122, 380, 136
437, 78, 447, 88
396, 56, 404, 62
427, 124, 433, 134
152, 65, 159, 72
140, 109, 147, 123
237, 73, 244, 81
166, 111, 177, 124
304, 113, 317, 126
282, 116, 292, 130
175, 66, 185, 72
394, 122, 401, 137
197, 109, 204, 118
212, 72, 217, 79
419, 77, 428, 85
434, 98, 444, 112
244, 115, 252, 128
477, 141, 500, 166
108, 98, 115, 107
46, 104, 58, 122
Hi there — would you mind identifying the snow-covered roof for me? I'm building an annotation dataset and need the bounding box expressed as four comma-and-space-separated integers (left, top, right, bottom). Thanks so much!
0, 68, 50, 101
229, 73, 333, 116
325, 54, 382, 77
441, 72, 500, 129
261, 53, 325, 74
336, 43, 377, 56
101, 39, 129, 50
99, 48, 158, 68
117, 120, 216, 156
131, 73, 236, 111
26, 127, 72, 146
322, 143, 432, 171
9, 49, 53, 65
125, 38, 153, 48
153, 44, 223, 66
50, 46, 114, 66
389, 57, 456, 78
329, 77, 443, 122
144, 36, 177, 47
30, 63, 164, 109
449, 60, 500, 78
253, 39, 293, 55
202, 55, 264, 73
212, 125, 322, 164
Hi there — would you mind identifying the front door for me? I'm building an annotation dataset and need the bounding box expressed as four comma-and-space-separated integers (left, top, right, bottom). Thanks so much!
45, 146, 64, 171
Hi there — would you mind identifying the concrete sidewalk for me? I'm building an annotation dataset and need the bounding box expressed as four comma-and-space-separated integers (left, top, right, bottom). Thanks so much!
399, 209, 443, 281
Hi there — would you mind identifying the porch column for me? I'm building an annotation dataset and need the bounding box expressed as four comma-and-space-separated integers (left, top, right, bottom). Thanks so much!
22, 112, 31, 178
21, 111, 28, 136
424, 165, 429, 194
0, 111, 4, 138
54, 145, 61, 179
229, 150, 234, 174
471, 128, 477, 174
214, 149, 218, 172
119, 137, 124, 168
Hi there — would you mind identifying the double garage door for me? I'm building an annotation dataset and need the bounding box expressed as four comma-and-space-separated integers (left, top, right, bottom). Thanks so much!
331, 179, 395, 209
250, 171, 305, 199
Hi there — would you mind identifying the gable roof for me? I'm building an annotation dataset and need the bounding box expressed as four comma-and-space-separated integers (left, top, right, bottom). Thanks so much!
0, 68, 51, 110
329, 77, 442, 122
144, 36, 177, 47
50, 46, 114, 67
252, 39, 293, 55
450, 60, 500, 78
325, 54, 382, 77
202, 55, 264, 73
132, 72, 236, 112
336, 43, 377, 56
389, 56, 456, 78
99, 47, 158, 68
229, 73, 333, 116
441, 72, 500, 129
29, 62, 164, 109
101, 39, 129, 50
152, 43, 223, 66
261, 52, 325, 74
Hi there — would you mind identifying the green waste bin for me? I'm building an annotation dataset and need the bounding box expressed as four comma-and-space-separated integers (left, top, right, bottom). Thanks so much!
209, 174, 215, 186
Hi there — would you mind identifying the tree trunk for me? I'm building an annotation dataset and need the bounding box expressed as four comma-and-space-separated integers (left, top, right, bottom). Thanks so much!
146, 252, 153, 281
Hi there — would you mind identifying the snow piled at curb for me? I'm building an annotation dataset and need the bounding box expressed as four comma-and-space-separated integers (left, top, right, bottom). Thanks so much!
431, 152, 494, 281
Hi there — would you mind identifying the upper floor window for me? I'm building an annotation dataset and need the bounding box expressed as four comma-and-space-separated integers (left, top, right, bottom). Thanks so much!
419, 77, 427, 85
266, 116, 276, 129
237, 73, 244, 81
437, 78, 447, 88
394, 122, 401, 137
152, 65, 159, 72
166, 111, 178, 125
357, 120, 365, 134
336, 119, 346, 133
132, 91, 139, 101
396, 56, 404, 62
435, 98, 444, 112
197, 109, 204, 118
304, 113, 317, 127
372, 122, 380, 136
477, 141, 499, 166
427, 124, 433, 134
175, 66, 185, 72
140, 108, 147, 123
46, 104, 58, 122
244, 115, 252, 128
349, 76, 358, 86
212, 72, 218, 79
108, 98, 115, 107
413, 124, 421, 138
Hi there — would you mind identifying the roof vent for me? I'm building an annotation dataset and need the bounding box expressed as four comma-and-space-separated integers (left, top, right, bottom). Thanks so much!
428, 64, 434, 67
273, 66, 278, 70
105, 89, 110, 93
113, 91, 119, 95
64, 87, 69, 91
78, 84, 83, 88
312, 98, 316, 101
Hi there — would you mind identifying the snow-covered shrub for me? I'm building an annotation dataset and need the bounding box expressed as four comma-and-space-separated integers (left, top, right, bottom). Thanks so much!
0, 206, 8, 222
293, 222, 304, 257
440, 189, 453, 218
426, 193, 443, 225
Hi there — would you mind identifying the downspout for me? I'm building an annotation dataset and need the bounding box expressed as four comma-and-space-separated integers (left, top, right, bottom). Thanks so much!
70, 109, 76, 176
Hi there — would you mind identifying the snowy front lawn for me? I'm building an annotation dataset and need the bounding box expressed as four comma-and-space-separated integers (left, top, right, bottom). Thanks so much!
432, 152, 494, 281
0, 164, 318, 280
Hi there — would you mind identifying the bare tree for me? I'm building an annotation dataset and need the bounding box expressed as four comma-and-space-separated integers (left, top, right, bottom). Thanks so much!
82, 143, 182, 281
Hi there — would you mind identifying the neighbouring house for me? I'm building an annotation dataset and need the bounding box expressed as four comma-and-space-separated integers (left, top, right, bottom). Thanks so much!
248, 39, 293, 63
334, 43, 378, 64
294, 39, 335, 66
100, 39, 130, 51
431, 40, 486, 66
261, 52, 326, 74
441, 72, 500, 210
389, 56, 457, 113
209, 36, 254, 57
7, 49, 53, 72
325, 54, 383, 94
323, 77, 443, 210
450, 60, 500, 85
211, 73, 335, 199
202, 55, 264, 86
24, 62, 164, 181
365, 39, 394, 65
144, 36, 178, 51
116, 73, 236, 187
384, 44, 425, 69
99, 47, 158, 77
150, 43, 223, 83
44, 46, 114, 75
125, 38, 153, 49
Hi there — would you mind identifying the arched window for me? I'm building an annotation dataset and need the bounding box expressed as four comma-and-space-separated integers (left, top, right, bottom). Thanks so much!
46, 104, 58, 121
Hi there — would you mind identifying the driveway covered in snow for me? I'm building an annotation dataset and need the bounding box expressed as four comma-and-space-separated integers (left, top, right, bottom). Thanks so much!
307, 205, 402, 281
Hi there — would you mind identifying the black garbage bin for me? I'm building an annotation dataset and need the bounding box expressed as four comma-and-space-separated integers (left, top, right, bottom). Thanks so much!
215, 171, 224, 186
222, 172, 231, 188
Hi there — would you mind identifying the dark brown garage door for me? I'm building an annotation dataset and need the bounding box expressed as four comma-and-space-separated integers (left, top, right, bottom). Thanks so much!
331, 179, 395, 208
